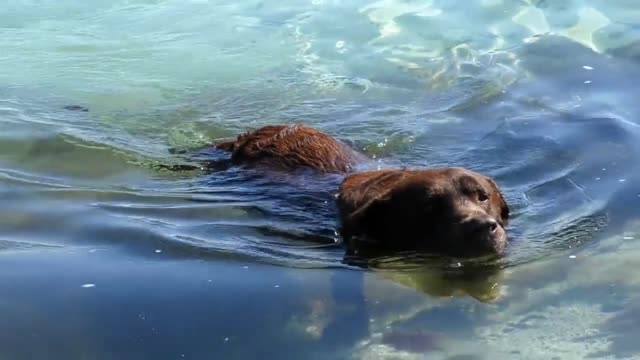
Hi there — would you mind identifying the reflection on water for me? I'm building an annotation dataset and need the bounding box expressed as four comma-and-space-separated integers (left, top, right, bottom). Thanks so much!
2, 0, 640, 358
368, 257, 505, 303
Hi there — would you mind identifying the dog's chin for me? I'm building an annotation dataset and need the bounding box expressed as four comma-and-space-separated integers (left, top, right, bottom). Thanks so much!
486, 227, 507, 257
456, 228, 507, 258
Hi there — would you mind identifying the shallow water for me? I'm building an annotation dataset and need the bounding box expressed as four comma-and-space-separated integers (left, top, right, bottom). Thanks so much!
2, 1, 640, 359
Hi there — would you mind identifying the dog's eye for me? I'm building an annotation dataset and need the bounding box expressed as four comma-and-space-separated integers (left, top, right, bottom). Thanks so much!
478, 192, 489, 202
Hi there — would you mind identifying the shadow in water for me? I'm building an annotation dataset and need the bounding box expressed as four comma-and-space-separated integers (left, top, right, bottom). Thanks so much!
301, 255, 505, 357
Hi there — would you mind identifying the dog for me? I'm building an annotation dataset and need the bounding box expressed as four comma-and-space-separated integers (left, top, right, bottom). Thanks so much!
336, 168, 510, 257
63, 104, 512, 259
216, 125, 509, 257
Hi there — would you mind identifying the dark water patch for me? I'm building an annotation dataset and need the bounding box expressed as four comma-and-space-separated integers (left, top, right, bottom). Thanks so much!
0, 250, 362, 360
63, 104, 89, 112
607, 39, 640, 63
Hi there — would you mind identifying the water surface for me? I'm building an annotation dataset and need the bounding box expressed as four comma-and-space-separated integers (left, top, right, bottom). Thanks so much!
2, 1, 640, 359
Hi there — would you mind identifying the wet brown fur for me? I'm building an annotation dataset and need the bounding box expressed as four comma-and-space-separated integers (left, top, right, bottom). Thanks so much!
336, 167, 510, 257
215, 125, 367, 173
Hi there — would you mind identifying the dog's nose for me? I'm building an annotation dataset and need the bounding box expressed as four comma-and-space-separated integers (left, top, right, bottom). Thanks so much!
468, 217, 498, 235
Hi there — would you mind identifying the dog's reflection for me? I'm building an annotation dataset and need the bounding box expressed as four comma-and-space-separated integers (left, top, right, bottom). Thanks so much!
289, 253, 505, 354
361, 254, 505, 303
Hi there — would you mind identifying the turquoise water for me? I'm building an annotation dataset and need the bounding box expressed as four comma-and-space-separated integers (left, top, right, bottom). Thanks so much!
2, 1, 640, 359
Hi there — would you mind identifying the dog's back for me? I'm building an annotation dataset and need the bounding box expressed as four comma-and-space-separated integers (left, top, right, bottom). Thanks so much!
216, 125, 366, 173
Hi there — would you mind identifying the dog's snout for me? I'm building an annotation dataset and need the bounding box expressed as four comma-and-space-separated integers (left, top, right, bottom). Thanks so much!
467, 216, 498, 235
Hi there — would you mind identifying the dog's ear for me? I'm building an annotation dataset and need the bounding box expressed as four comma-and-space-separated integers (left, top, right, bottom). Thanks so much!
337, 170, 413, 242
338, 187, 394, 242
215, 140, 237, 152
341, 183, 429, 240
485, 177, 509, 224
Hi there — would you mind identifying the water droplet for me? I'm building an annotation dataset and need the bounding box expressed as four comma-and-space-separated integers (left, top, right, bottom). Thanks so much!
624, 236, 634, 240
243, 266, 249, 269
619, 179, 626, 182
335, 40, 345, 49
82, 284, 95, 288
569, 255, 577, 259
274, 285, 280, 288
584, 80, 592, 84
582, 65, 594, 70
155, 249, 162, 253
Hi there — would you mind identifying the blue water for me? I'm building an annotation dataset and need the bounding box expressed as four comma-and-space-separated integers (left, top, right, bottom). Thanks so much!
2, 1, 640, 359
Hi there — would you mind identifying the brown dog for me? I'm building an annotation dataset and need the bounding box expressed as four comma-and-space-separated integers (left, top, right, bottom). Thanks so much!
336, 167, 510, 257
214, 125, 509, 257
215, 124, 367, 173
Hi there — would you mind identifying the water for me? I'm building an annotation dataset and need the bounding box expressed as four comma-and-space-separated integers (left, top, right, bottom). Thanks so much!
2, 0, 640, 358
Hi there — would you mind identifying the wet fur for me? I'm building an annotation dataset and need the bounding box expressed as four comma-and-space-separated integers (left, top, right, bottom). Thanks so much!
215, 125, 367, 173
336, 168, 510, 257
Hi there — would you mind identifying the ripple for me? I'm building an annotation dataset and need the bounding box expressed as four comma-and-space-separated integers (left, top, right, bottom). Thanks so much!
0, 239, 61, 252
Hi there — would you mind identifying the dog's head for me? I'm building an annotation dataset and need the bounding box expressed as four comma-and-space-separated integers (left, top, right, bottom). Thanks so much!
338, 168, 510, 257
